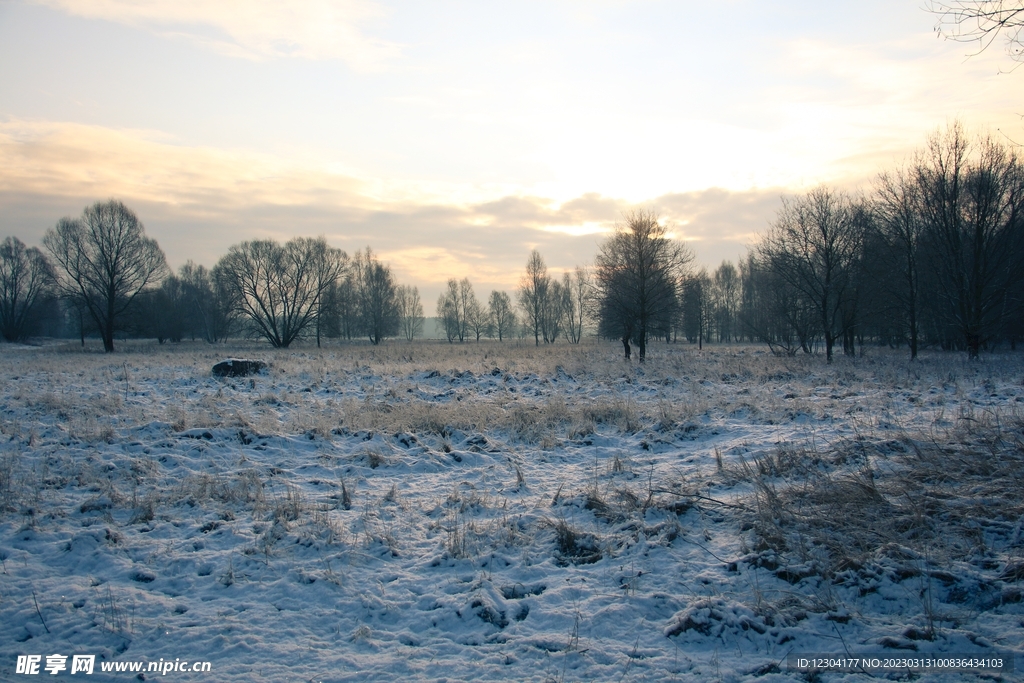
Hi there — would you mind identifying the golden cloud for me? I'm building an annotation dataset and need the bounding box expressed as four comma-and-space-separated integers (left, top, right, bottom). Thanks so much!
0, 119, 371, 214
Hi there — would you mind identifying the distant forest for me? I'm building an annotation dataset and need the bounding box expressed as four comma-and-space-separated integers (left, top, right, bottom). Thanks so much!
2, 123, 1022, 361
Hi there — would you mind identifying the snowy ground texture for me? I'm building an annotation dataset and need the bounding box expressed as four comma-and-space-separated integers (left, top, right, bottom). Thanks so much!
1, 340, 1023, 682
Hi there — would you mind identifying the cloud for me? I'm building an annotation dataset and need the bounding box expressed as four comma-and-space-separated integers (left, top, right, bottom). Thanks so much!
472, 193, 628, 231
0, 119, 370, 210
33, 0, 399, 68
0, 120, 780, 303
656, 187, 780, 241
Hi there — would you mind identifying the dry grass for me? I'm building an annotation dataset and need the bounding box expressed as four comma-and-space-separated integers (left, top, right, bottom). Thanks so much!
740, 409, 1024, 591
0, 339, 754, 445
5, 338, 1022, 443
4, 339, 1024, 594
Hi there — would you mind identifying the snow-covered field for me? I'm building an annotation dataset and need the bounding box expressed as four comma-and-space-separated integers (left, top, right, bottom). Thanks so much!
1, 340, 1022, 682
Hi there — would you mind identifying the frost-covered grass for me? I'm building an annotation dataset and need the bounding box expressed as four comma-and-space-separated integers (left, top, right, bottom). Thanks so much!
1, 339, 1022, 681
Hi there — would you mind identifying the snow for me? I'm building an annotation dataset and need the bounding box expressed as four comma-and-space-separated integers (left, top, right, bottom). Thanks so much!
1, 340, 1022, 681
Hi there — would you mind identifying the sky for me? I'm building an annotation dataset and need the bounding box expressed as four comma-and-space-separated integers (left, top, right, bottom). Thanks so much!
0, 0, 1020, 305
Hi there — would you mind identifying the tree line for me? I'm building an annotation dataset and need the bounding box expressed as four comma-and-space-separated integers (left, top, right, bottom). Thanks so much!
740, 123, 1024, 361
0, 203, 424, 351
2, 122, 1021, 359
594, 123, 1023, 363
0, 198, 678, 356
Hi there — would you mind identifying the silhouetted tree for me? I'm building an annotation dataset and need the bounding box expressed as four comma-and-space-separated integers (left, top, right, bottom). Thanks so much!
467, 292, 488, 341
711, 261, 740, 343
595, 209, 692, 361
437, 281, 460, 343
682, 269, 712, 349
0, 236, 55, 342
541, 276, 566, 343
330, 272, 359, 340
44, 200, 168, 352
915, 123, 1024, 357
397, 284, 424, 341
353, 247, 399, 345
758, 187, 864, 363
312, 241, 349, 347
518, 250, 550, 346
437, 278, 476, 342
144, 274, 190, 343
562, 267, 590, 344
216, 236, 344, 348
488, 290, 516, 341
929, 1, 1024, 66
596, 264, 637, 359
179, 261, 233, 343
740, 253, 800, 354
873, 166, 926, 358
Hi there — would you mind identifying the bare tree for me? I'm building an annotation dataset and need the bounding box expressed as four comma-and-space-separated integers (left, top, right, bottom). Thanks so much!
455, 279, 479, 341
518, 250, 550, 346
330, 271, 359, 340
487, 290, 516, 341
467, 292, 488, 341
561, 267, 590, 344
215, 240, 288, 347
311, 240, 349, 347
929, 1, 1024, 65
915, 123, 1024, 357
0, 236, 54, 342
596, 268, 635, 358
179, 260, 233, 343
44, 200, 167, 352
397, 284, 424, 341
595, 209, 692, 361
437, 278, 477, 342
215, 236, 344, 348
682, 268, 712, 349
541, 276, 566, 343
145, 274, 189, 343
758, 188, 864, 363
437, 280, 461, 343
514, 252, 566, 344
711, 261, 740, 343
873, 166, 927, 359
740, 251, 821, 355
352, 247, 399, 345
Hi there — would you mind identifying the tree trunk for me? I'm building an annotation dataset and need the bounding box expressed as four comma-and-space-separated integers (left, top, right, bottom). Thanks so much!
909, 308, 918, 360
967, 331, 981, 359
103, 317, 115, 353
